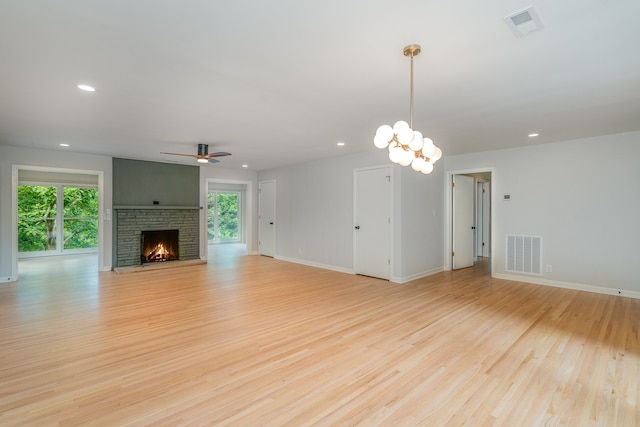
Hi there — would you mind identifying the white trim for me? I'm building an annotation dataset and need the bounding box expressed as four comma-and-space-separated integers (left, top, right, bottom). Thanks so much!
445, 167, 496, 275
494, 273, 640, 300
391, 266, 444, 284
275, 255, 353, 275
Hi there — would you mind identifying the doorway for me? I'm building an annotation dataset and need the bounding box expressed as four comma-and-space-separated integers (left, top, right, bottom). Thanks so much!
208, 191, 242, 244
205, 179, 251, 259
446, 169, 494, 273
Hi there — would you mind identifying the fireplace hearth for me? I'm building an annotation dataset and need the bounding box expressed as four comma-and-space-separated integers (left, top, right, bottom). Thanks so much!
141, 229, 179, 264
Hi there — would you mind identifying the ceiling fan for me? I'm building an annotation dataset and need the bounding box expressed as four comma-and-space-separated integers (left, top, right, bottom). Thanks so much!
161, 143, 231, 164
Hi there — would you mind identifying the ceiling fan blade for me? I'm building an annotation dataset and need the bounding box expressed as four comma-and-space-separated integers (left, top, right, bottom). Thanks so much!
160, 152, 198, 158
208, 158, 220, 164
206, 152, 232, 158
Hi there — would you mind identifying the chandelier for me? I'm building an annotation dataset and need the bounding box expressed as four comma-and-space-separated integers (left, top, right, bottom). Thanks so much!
373, 44, 442, 174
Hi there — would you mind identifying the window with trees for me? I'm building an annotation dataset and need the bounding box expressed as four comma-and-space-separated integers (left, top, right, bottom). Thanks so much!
18, 185, 99, 255
207, 191, 240, 243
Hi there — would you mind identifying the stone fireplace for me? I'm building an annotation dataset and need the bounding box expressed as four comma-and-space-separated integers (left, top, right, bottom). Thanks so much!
114, 207, 199, 267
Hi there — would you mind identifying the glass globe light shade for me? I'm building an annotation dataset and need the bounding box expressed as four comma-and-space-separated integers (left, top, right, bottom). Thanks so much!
397, 127, 414, 146
408, 131, 424, 151
421, 162, 434, 174
376, 124, 393, 140
429, 147, 442, 163
421, 138, 436, 158
389, 146, 404, 164
392, 120, 410, 134
374, 133, 390, 149
398, 149, 413, 166
411, 156, 426, 171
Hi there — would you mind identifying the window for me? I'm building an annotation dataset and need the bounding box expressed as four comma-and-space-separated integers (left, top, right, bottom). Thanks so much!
207, 191, 240, 243
18, 185, 98, 256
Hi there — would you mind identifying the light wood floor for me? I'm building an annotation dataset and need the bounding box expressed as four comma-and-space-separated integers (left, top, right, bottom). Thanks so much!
2, 252, 639, 426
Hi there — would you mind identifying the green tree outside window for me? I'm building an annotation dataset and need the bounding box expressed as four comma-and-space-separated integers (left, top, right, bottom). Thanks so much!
208, 192, 239, 242
18, 185, 98, 253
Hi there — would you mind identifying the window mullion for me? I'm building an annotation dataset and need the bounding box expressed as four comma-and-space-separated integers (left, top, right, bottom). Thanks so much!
57, 185, 64, 253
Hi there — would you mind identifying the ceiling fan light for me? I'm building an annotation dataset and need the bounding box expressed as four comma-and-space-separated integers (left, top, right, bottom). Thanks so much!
197, 158, 209, 163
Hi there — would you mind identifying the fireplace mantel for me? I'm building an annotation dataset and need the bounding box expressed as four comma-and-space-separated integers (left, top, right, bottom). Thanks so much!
114, 205, 201, 210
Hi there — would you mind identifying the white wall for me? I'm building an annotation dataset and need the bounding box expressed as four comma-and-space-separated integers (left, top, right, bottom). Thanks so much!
199, 166, 259, 256
0, 145, 113, 281
444, 131, 640, 295
398, 164, 445, 281
258, 148, 445, 282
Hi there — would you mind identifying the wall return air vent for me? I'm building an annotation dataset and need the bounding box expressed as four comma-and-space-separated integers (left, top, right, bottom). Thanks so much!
504, 6, 543, 37
506, 235, 542, 275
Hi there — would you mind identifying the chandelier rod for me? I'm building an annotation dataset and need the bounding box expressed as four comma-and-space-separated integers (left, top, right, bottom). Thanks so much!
403, 44, 421, 130
409, 51, 414, 130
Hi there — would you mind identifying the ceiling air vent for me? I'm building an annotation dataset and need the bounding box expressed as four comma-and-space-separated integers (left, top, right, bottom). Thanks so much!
504, 6, 543, 37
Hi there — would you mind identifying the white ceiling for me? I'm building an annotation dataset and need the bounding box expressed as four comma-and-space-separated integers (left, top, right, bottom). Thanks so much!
1, 0, 639, 171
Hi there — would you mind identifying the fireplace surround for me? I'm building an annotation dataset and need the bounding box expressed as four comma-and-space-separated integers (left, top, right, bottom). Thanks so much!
113, 206, 199, 267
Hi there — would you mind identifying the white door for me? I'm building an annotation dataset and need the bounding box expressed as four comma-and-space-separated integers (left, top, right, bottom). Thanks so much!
476, 182, 483, 258
354, 166, 391, 280
480, 182, 491, 257
258, 180, 275, 257
452, 175, 474, 269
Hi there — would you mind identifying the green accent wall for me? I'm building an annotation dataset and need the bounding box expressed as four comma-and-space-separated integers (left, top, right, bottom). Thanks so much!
113, 158, 199, 206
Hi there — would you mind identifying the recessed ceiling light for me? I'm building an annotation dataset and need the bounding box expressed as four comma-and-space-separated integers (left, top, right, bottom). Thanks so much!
242, 164, 248, 168
59, 143, 70, 147
528, 133, 539, 137
77, 84, 96, 92
337, 142, 345, 146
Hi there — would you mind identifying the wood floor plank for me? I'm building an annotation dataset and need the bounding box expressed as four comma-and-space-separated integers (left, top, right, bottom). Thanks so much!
1, 253, 639, 426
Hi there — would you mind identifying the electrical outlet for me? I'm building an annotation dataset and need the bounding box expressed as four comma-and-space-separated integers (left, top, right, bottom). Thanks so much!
546, 265, 552, 273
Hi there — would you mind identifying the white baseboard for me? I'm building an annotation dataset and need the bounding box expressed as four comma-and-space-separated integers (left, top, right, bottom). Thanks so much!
0, 275, 18, 283
274, 257, 443, 284
274, 255, 354, 275
494, 273, 640, 300
392, 267, 444, 284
